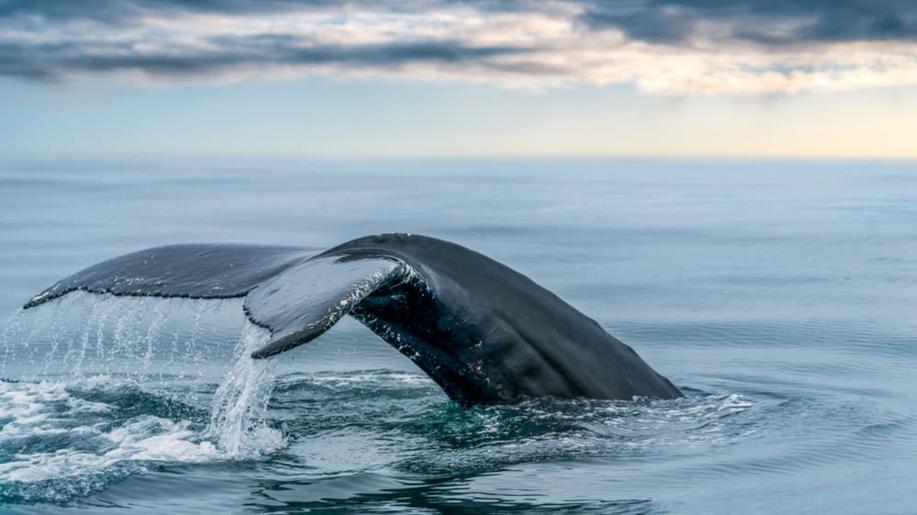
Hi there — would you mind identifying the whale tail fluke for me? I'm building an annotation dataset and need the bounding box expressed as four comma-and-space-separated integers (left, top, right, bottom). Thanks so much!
23, 243, 411, 360
22, 234, 683, 402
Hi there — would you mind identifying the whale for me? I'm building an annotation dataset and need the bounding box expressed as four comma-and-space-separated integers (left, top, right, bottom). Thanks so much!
22, 233, 682, 403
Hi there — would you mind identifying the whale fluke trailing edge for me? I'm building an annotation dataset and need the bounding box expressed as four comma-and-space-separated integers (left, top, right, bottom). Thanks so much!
23, 234, 682, 403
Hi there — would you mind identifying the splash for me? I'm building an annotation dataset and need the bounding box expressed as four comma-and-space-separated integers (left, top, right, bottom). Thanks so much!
206, 321, 284, 457
0, 295, 286, 490
0, 295, 295, 504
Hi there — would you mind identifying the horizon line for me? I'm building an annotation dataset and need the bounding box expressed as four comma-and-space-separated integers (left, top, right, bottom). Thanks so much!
2, 153, 917, 162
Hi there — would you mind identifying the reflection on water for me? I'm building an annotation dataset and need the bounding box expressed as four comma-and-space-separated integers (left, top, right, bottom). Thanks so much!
1, 158, 917, 513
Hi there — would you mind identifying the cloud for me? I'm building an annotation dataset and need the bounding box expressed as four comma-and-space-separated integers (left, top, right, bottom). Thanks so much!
2, 0, 917, 94
0, 36, 534, 82
578, 0, 917, 46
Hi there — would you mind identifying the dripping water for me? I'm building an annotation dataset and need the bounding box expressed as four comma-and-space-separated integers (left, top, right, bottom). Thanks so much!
206, 322, 283, 456
0, 294, 285, 460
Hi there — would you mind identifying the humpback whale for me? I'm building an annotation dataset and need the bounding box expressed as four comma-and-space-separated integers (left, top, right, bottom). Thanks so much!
23, 234, 681, 403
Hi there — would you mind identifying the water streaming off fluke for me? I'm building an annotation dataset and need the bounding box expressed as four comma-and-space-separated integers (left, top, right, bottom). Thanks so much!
206, 322, 284, 456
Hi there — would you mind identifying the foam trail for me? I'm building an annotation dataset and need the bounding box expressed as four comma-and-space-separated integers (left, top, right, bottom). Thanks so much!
207, 322, 283, 457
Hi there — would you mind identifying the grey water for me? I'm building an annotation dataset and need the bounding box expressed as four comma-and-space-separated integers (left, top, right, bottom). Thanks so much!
0, 158, 916, 513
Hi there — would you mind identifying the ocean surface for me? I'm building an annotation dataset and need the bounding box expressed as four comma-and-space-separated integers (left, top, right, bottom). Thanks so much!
0, 158, 915, 513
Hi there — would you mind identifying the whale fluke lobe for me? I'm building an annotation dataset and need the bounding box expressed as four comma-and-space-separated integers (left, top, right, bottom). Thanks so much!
23, 244, 312, 308
244, 256, 402, 358
23, 234, 682, 403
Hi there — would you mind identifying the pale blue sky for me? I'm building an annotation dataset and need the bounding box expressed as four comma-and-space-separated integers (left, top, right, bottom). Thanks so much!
4, 77, 917, 158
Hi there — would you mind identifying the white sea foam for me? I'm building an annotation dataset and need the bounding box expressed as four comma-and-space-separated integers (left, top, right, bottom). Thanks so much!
0, 379, 219, 484
306, 370, 431, 386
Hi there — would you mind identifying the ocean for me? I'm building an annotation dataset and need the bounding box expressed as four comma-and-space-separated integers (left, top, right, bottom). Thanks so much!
0, 158, 915, 513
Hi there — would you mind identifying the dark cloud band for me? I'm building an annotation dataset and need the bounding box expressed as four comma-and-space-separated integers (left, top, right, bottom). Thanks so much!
579, 0, 917, 46
0, 36, 535, 81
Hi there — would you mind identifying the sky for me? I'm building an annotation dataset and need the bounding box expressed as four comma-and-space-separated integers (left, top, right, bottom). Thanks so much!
2, 0, 917, 158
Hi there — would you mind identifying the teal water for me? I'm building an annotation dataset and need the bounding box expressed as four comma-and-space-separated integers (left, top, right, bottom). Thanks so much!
0, 158, 915, 513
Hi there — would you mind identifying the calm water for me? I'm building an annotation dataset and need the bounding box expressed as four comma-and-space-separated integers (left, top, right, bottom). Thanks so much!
0, 158, 915, 513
